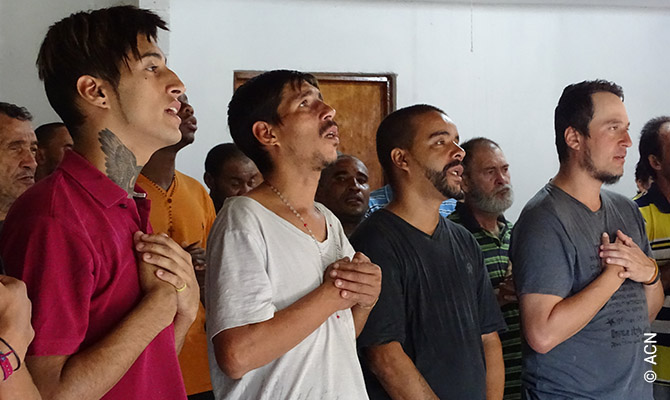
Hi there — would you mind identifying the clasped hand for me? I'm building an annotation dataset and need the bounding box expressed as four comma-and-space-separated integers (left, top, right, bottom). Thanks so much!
599, 230, 656, 283
323, 252, 381, 310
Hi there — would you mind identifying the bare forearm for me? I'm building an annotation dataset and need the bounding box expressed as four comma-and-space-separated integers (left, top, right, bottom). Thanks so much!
522, 268, 624, 353
644, 280, 664, 321
366, 342, 438, 400
173, 313, 196, 353
351, 305, 372, 337
214, 285, 346, 379
659, 263, 670, 292
0, 369, 41, 400
29, 291, 175, 399
482, 333, 504, 400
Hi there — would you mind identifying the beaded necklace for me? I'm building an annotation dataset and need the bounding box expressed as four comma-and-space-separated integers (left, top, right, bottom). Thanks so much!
266, 182, 322, 257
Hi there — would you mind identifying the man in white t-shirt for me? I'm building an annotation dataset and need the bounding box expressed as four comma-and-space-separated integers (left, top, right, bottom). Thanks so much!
206, 70, 382, 399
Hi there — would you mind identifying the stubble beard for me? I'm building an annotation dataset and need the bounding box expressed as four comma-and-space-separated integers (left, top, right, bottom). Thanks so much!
313, 151, 334, 172
423, 160, 464, 200
313, 120, 340, 171
581, 145, 622, 185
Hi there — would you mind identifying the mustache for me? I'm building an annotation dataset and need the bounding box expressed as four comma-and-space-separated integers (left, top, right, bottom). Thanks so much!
494, 184, 513, 195
319, 120, 339, 135
442, 159, 461, 173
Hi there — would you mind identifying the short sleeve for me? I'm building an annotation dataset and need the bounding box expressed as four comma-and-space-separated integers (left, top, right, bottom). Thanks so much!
1, 215, 95, 355
511, 208, 576, 298
350, 234, 406, 348
205, 209, 276, 341
201, 187, 217, 244
632, 205, 653, 258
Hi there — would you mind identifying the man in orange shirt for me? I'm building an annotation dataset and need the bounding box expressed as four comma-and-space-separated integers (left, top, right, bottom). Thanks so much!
138, 93, 215, 400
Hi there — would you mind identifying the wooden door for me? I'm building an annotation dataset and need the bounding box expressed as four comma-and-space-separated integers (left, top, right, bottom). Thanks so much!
234, 71, 395, 191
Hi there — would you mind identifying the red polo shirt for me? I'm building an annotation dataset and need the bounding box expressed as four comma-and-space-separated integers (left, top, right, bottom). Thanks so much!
0, 151, 186, 399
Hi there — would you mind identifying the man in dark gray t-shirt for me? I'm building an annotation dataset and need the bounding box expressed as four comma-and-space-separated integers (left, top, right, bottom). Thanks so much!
511, 80, 664, 399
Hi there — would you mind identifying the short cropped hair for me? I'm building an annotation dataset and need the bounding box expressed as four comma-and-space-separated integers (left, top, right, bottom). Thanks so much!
0, 102, 33, 122
35, 122, 67, 147
228, 70, 319, 175
635, 160, 651, 184
638, 116, 670, 180
36, 6, 167, 136
554, 79, 624, 163
376, 104, 446, 183
204, 143, 248, 178
460, 137, 501, 170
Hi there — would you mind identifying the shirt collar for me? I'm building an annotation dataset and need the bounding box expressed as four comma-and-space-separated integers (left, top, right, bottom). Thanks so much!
455, 201, 510, 235
646, 183, 670, 213
58, 151, 147, 209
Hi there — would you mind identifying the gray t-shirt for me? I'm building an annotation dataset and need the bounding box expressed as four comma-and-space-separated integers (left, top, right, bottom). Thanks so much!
205, 196, 368, 400
511, 183, 653, 399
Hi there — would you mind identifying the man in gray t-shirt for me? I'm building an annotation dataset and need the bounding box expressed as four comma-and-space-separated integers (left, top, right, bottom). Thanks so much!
511, 80, 663, 399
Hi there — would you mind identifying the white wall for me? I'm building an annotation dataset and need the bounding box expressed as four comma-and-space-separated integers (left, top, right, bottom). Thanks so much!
0, 0, 137, 126
169, 0, 670, 220
2, 1, 668, 220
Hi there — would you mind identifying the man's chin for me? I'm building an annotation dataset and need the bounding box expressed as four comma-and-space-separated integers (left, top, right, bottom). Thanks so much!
339, 209, 366, 221
597, 173, 622, 185
442, 181, 464, 200
164, 128, 182, 146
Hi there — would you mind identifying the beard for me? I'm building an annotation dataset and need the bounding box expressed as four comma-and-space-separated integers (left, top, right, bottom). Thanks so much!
581, 145, 622, 185
312, 150, 334, 171
311, 120, 340, 171
467, 183, 514, 214
423, 159, 464, 200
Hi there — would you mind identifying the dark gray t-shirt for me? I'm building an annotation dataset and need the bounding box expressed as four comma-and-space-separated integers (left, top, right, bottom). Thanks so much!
351, 210, 506, 400
511, 183, 653, 400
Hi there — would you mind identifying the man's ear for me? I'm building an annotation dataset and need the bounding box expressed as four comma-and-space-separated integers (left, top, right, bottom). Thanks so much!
390, 148, 409, 173
203, 172, 214, 190
35, 148, 47, 165
564, 126, 582, 152
461, 174, 471, 194
76, 75, 110, 109
251, 121, 277, 148
649, 154, 662, 172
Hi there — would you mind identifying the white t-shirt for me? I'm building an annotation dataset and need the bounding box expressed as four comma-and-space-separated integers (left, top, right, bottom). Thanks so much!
206, 196, 369, 400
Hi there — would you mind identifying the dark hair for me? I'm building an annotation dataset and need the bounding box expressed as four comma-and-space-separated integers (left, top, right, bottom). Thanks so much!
35, 122, 67, 147
460, 137, 501, 170
204, 143, 250, 177
635, 160, 651, 184
638, 116, 670, 180
0, 102, 33, 121
227, 70, 319, 175
36, 6, 167, 136
554, 79, 623, 163
376, 104, 446, 183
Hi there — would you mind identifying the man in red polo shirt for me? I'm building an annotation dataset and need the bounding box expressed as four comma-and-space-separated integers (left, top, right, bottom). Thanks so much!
0, 6, 199, 399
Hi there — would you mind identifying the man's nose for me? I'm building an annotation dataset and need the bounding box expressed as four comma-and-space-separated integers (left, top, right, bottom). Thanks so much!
22, 149, 37, 170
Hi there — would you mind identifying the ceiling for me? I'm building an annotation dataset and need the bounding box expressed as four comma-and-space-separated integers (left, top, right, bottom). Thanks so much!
377, 0, 670, 9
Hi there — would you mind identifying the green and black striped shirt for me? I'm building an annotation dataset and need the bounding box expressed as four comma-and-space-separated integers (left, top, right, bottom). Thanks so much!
449, 202, 521, 400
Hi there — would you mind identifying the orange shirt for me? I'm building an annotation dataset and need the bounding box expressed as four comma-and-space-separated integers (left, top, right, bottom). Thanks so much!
137, 171, 216, 395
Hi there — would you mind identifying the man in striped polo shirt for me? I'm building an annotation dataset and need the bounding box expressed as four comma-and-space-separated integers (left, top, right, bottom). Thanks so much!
635, 116, 670, 399
448, 137, 521, 400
